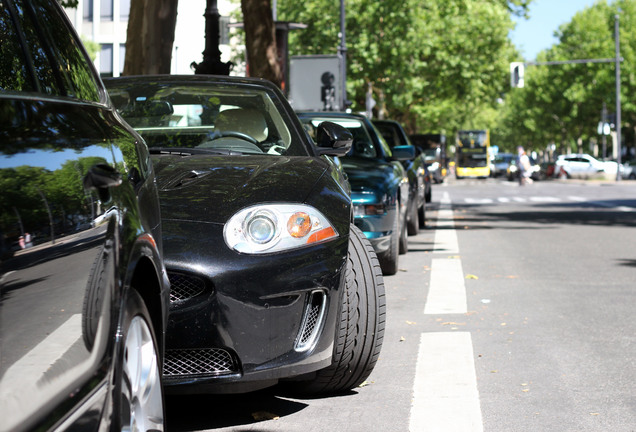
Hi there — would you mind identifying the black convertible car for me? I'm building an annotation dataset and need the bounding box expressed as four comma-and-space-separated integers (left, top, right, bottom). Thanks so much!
104, 75, 385, 395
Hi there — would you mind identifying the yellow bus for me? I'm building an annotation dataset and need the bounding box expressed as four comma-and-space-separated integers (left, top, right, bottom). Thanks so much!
455, 130, 490, 178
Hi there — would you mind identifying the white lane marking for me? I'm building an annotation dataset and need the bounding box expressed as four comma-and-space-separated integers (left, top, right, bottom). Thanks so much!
410, 332, 484, 432
425, 259, 467, 314
464, 198, 493, 204
434, 192, 459, 254
529, 196, 561, 202
568, 196, 635, 211
497, 197, 510, 203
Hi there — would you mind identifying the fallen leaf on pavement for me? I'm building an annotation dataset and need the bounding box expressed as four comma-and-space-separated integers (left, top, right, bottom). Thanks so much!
252, 411, 280, 421
465, 274, 479, 279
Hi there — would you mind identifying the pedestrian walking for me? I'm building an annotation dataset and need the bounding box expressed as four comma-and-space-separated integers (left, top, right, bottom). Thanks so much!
517, 146, 533, 185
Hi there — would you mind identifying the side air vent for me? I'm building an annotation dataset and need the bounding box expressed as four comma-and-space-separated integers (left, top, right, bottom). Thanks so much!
295, 290, 327, 352
163, 348, 237, 377
168, 272, 207, 303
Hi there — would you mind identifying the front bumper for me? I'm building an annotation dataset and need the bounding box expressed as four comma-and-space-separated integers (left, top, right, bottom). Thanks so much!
161, 219, 349, 394
352, 207, 398, 255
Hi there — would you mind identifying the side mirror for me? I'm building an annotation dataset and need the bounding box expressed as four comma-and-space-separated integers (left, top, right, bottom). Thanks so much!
391, 145, 416, 161
314, 121, 353, 156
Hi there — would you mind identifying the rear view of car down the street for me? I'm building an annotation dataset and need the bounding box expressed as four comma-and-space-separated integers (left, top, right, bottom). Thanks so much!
104, 75, 386, 396
0, 0, 170, 430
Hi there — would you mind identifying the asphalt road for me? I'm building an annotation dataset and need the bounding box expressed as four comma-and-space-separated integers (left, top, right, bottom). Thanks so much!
167, 177, 636, 432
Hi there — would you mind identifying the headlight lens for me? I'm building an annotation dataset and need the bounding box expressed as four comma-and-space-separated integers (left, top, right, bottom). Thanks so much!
225, 204, 338, 254
246, 212, 277, 243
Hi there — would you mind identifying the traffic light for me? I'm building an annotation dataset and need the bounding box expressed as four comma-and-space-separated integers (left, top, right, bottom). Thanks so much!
510, 62, 525, 88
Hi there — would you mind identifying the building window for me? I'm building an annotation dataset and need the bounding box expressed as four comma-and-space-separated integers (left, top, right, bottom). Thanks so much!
220, 16, 230, 45
120, 0, 130, 20
83, 0, 93, 21
100, 44, 113, 77
119, 44, 126, 75
101, 0, 113, 21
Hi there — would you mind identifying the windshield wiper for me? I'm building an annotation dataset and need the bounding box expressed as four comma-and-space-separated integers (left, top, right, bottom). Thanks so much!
149, 147, 243, 156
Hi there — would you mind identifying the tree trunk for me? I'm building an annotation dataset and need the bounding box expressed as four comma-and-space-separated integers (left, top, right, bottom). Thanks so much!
123, 0, 179, 75
240, 0, 281, 87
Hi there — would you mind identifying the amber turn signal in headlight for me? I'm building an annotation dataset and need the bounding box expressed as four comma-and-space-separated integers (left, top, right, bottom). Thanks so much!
287, 212, 312, 238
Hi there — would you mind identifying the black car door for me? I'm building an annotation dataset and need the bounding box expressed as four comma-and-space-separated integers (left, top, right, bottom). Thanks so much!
0, 1, 129, 429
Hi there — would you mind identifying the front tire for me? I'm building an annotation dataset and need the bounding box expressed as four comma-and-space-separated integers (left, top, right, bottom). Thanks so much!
406, 200, 419, 236
398, 206, 408, 255
291, 225, 386, 394
378, 208, 400, 276
418, 203, 426, 229
112, 289, 165, 432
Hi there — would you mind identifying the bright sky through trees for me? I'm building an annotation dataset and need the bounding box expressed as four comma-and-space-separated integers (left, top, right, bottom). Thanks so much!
510, 0, 597, 59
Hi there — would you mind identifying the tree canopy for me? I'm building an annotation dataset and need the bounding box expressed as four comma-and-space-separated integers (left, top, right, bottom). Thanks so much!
496, 0, 635, 158
276, 0, 520, 135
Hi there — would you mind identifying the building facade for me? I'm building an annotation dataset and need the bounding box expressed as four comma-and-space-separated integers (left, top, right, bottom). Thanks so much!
64, 0, 241, 77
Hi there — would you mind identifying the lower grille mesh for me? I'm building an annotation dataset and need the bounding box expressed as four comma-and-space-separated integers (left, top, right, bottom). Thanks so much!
163, 348, 237, 377
168, 272, 206, 303
295, 290, 326, 352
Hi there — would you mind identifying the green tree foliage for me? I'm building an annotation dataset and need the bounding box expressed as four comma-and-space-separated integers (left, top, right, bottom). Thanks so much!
276, 0, 520, 135
0, 157, 103, 236
496, 0, 635, 157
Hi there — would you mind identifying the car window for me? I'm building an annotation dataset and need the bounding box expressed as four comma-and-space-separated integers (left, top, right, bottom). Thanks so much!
0, 3, 35, 92
9, 0, 101, 101
375, 123, 402, 147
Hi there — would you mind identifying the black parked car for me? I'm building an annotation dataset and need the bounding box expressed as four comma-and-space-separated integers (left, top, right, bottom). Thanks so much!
373, 119, 430, 232
0, 0, 169, 430
297, 112, 414, 276
104, 75, 386, 395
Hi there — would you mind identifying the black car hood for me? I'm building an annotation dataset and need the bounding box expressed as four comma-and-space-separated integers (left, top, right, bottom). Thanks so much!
152, 154, 328, 223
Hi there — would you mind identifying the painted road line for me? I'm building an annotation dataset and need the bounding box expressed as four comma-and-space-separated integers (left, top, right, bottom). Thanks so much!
434, 192, 459, 254
529, 196, 561, 202
425, 258, 467, 315
464, 198, 493, 204
428, 191, 466, 314
410, 332, 483, 432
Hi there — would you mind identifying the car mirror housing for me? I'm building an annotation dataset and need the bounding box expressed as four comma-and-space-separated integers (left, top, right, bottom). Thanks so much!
391, 145, 416, 161
314, 121, 353, 156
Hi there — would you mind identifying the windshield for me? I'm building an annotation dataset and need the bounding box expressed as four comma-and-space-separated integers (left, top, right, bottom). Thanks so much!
106, 80, 307, 156
458, 130, 488, 147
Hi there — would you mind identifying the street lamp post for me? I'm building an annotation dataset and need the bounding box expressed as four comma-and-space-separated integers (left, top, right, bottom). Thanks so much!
192, 0, 232, 75
338, 0, 347, 110
614, 14, 622, 181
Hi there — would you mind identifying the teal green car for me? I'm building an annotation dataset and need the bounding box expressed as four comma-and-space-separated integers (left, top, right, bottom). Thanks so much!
298, 112, 414, 275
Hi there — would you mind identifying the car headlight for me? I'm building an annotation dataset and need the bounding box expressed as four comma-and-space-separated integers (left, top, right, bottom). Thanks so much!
224, 204, 338, 254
